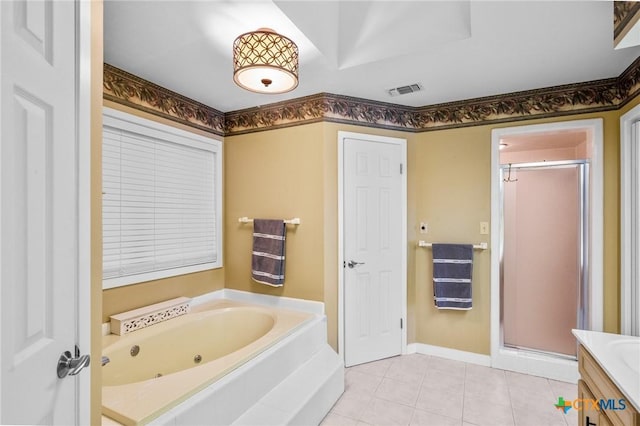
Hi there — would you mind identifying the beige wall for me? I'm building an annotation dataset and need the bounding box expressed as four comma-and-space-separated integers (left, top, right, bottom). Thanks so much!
222, 106, 632, 355
224, 122, 416, 351
409, 108, 628, 354
95, 102, 635, 356
224, 123, 326, 302
102, 269, 225, 322
410, 125, 493, 353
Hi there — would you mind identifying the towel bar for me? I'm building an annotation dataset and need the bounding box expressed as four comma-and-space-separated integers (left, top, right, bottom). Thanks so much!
418, 241, 487, 250
238, 217, 301, 225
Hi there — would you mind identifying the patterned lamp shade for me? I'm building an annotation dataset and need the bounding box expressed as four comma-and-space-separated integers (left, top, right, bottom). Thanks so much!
233, 28, 299, 94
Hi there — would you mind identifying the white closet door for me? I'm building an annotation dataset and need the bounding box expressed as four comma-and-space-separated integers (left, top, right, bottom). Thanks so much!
343, 134, 404, 367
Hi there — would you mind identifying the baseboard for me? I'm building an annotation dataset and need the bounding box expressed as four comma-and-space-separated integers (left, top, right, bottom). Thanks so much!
407, 343, 491, 367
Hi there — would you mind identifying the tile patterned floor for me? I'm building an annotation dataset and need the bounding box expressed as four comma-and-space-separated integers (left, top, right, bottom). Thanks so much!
320, 354, 578, 426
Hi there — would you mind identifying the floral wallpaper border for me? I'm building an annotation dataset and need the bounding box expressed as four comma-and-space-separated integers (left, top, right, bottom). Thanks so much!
103, 64, 226, 136
614, 1, 640, 43
104, 55, 640, 136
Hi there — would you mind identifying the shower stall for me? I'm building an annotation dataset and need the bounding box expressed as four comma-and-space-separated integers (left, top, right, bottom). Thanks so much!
500, 160, 589, 359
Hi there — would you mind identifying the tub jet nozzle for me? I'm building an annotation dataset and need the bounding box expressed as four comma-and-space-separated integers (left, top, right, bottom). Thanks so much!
130, 345, 140, 357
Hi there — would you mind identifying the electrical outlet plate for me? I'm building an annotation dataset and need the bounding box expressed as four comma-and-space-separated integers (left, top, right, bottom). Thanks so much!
420, 222, 428, 234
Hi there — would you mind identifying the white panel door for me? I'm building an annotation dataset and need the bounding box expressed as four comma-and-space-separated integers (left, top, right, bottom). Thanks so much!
343, 134, 404, 367
1, 0, 84, 423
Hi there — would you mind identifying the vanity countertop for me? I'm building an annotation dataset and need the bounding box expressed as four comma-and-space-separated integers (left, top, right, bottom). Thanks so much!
572, 329, 640, 412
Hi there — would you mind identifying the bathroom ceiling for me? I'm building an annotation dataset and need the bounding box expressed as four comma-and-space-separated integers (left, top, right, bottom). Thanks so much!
104, 1, 640, 112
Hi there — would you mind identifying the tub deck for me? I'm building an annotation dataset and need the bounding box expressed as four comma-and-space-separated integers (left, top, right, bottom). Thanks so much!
102, 299, 313, 425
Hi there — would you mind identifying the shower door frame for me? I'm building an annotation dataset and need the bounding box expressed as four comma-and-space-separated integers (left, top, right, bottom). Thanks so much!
621, 104, 640, 336
499, 160, 589, 360
490, 119, 603, 383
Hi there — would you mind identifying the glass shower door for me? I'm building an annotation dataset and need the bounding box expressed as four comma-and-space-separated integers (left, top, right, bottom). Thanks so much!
501, 162, 586, 358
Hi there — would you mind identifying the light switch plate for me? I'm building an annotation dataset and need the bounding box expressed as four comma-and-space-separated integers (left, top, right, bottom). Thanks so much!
480, 222, 489, 235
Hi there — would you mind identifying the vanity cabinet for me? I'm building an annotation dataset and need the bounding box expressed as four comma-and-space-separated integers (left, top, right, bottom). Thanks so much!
578, 379, 612, 426
577, 345, 640, 426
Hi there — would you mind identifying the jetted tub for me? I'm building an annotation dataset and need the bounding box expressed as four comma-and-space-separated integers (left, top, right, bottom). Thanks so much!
102, 299, 313, 425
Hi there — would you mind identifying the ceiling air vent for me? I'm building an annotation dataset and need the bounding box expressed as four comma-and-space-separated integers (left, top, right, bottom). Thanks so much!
388, 83, 423, 97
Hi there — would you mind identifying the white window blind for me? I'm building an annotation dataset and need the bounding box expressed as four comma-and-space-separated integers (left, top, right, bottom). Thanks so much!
102, 109, 222, 288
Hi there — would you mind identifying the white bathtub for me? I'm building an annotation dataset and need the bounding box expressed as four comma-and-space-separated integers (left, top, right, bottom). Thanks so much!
102, 299, 314, 425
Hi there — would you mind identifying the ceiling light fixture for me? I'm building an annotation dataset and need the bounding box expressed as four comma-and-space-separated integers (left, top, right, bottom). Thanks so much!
499, 143, 509, 150
232, 28, 299, 94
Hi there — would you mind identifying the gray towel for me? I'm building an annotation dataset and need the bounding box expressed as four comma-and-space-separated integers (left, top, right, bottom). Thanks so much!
432, 244, 473, 310
251, 219, 286, 287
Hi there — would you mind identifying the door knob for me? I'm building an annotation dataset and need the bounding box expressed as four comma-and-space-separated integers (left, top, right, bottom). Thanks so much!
57, 346, 90, 378
347, 260, 365, 268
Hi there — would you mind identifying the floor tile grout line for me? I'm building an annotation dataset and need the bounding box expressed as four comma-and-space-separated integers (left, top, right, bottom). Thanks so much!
407, 355, 430, 425
381, 355, 460, 423
505, 371, 518, 426
362, 360, 390, 423
371, 358, 428, 410
415, 355, 428, 408
461, 361, 468, 426
546, 378, 572, 426
340, 366, 376, 423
